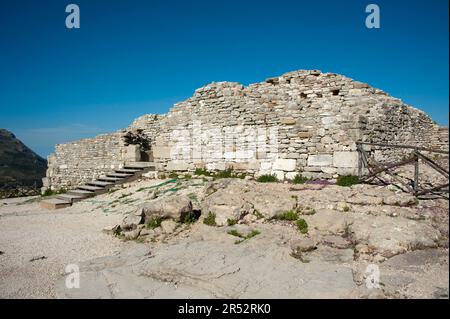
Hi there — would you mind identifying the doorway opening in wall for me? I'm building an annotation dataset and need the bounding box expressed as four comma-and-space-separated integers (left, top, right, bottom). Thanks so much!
140, 150, 153, 162
123, 130, 152, 162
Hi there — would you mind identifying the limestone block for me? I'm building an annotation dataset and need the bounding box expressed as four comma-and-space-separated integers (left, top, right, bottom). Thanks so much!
321, 117, 335, 125
272, 158, 296, 171
153, 146, 171, 159
125, 145, 141, 162
166, 161, 192, 171
281, 118, 297, 125
298, 132, 313, 139
333, 151, 358, 168
260, 162, 272, 171
307, 154, 333, 166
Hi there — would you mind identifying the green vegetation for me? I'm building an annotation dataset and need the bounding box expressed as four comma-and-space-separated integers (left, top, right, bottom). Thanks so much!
168, 172, 179, 179
203, 212, 217, 226
276, 210, 299, 221
227, 218, 238, 226
146, 216, 162, 229
194, 168, 247, 180
187, 193, 198, 202
194, 168, 213, 177
292, 174, 309, 184
295, 219, 308, 234
336, 175, 360, 187
254, 210, 264, 219
182, 211, 199, 224
215, 168, 234, 179
256, 174, 278, 183
227, 229, 261, 244
42, 188, 67, 197
113, 226, 124, 238
227, 229, 242, 237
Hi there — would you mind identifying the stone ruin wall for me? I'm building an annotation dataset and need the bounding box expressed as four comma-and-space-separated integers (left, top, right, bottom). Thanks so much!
136, 70, 447, 180
45, 70, 449, 189
45, 132, 128, 189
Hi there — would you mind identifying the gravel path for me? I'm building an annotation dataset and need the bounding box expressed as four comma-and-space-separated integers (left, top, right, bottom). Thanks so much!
0, 197, 124, 298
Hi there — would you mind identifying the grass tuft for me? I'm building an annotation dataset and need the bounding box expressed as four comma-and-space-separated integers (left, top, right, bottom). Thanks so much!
295, 219, 308, 234
203, 212, 217, 226
336, 175, 360, 187
256, 174, 278, 183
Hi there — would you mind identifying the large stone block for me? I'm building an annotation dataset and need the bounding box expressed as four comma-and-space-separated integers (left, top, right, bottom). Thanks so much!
333, 151, 358, 168
125, 145, 141, 161
307, 154, 333, 166
153, 146, 171, 159
272, 158, 296, 171
166, 161, 192, 171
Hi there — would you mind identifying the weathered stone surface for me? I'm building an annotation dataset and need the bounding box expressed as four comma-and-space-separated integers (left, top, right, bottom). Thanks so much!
333, 151, 358, 168
160, 220, 178, 234
121, 213, 143, 230
307, 155, 333, 167
141, 196, 192, 222
55, 226, 360, 299
272, 158, 296, 171
290, 238, 318, 253
304, 210, 352, 236
349, 216, 440, 258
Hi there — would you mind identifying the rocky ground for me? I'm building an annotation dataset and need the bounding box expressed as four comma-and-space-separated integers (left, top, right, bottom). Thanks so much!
0, 175, 448, 299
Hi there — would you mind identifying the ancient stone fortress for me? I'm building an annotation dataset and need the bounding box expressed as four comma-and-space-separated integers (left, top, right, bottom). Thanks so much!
44, 70, 449, 190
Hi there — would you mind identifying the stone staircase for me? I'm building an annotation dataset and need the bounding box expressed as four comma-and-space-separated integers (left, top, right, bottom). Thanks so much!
40, 162, 155, 210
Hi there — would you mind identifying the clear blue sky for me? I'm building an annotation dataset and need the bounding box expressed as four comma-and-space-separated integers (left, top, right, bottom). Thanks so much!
0, 0, 448, 158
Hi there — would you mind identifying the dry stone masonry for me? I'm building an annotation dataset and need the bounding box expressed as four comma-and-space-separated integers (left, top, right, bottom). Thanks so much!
45, 70, 449, 190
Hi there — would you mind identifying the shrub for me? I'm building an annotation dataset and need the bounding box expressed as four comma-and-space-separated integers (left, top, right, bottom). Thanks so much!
227, 218, 238, 226
182, 211, 199, 224
215, 168, 233, 179
336, 175, 360, 187
292, 174, 309, 184
168, 172, 179, 179
256, 174, 278, 183
203, 212, 217, 226
296, 219, 308, 234
146, 216, 162, 229
42, 188, 67, 197
276, 210, 299, 221
194, 168, 212, 176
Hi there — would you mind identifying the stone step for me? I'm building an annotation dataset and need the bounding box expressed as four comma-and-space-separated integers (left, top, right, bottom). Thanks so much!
57, 194, 85, 203
115, 168, 141, 174
124, 162, 155, 169
77, 185, 107, 194
87, 181, 114, 187
98, 176, 125, 182
107, 173, 133, 178
40, 198, 72, 210
67, 189, 96, 198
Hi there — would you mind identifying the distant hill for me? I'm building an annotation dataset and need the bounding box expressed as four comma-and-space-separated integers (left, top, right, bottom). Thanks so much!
0, 129, 47, 186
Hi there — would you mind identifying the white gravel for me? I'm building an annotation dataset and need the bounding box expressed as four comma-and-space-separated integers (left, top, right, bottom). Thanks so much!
0, 197, 124, 298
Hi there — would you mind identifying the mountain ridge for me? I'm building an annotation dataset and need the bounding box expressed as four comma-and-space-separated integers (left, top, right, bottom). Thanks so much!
0, 128, 47, 186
